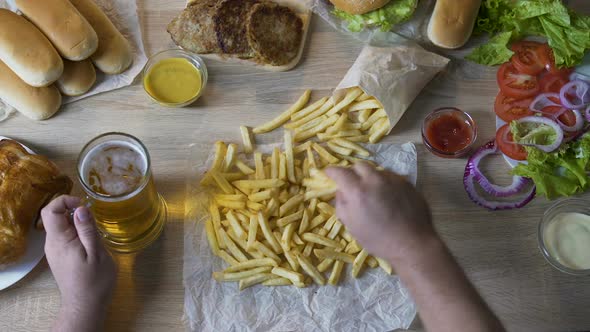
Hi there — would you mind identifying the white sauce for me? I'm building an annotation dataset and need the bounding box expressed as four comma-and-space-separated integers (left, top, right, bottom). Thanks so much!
543, 212, 590, 270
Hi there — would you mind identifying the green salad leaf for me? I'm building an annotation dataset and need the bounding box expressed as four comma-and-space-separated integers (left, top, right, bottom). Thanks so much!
510, 120, 558, 146
465, 31, 514, 66
513, 134, 590, 199
333, 0, 418, 32
468, 0, 590, 68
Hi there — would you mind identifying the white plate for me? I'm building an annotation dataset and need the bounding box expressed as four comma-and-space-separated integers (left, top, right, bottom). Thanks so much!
0, 136, 46, 291
495, 117, 523, 168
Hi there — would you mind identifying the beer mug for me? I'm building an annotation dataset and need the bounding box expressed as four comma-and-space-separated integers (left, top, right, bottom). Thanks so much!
77, 133, 167, 252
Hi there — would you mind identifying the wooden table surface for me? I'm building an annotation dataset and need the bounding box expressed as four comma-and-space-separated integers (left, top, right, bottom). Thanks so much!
2, 1, 590, 331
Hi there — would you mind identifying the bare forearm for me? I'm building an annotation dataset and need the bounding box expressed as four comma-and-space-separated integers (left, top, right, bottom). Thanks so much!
53, 304, 106, 332
390, 235, 505, 332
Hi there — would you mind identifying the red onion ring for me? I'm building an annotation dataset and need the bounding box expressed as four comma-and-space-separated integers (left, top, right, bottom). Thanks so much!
515, 116, 564, 152
530, 93, 561, 112
586, 105, 590, 123
463, 141, 536, 210
560, 80, 589, 110
554, 109, 584, 132
570, 72, 590, 84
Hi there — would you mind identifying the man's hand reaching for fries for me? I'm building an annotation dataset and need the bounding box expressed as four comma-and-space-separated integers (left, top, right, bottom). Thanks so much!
325, 163, 435, 266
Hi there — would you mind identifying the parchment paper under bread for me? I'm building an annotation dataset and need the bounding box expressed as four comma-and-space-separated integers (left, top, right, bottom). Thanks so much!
334, 33, 450, 133
183, 142, 418, 332
0, 0, 147, 121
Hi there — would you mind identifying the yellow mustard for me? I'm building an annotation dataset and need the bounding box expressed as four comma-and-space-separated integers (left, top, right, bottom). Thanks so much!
144, 58, 202, 105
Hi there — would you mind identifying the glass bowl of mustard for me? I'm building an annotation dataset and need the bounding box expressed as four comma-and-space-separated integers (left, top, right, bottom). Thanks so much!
142, 49, 208, 107
538, 198, 590, 275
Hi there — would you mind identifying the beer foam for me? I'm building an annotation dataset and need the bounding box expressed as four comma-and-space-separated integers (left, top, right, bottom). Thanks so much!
82, 141, 148, 196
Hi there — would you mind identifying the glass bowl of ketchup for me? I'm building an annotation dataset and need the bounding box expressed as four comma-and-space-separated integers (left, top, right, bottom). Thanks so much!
422, 107, 477, 158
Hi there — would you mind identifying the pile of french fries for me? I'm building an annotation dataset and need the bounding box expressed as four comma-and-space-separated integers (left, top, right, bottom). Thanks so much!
201, 87, 393, 291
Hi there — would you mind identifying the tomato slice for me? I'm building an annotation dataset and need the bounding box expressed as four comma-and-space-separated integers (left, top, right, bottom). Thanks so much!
496, 124, 528, 161
539, 43, 574, 76
541, 106, 577, 127
539, 72, 569, 93
497, 62, 540, 99
494, 92, 534, 122
510, 41, 546, 76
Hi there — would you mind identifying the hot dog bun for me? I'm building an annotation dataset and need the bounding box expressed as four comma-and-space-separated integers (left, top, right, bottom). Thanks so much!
427, 0, 482, 49
328, 0, 391, 15
15, 0, 99, 61
70, 0, 133, 74
0, 9, 63, 87
0, 60, 61, 121
56, 59, 96, 97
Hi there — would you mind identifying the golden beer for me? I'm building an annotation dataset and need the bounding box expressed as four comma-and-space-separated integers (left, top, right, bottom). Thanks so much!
77, 133, 167, 252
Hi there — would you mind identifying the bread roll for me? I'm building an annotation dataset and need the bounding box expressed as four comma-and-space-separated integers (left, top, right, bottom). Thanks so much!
427, 0, 482, 49
57, 59, 96, 96
70, 0, 133, 74
0, 9, 63, 87
0, 60, 61, 121
329, 0, 391, 15
15, 0, 98, 61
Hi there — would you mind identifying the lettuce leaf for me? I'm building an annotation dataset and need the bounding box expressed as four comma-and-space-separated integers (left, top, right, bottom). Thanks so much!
510, 120, 558, 146
333, 0, 418, 32
513, 134, 590, 199
469, 0, 590, 68
466, 31, 514, 66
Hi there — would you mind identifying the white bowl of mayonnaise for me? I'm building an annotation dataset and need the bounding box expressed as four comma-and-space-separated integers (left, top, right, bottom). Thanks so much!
539, 198, 590, 275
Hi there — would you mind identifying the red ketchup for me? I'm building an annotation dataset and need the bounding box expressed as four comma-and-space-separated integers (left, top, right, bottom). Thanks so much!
422, 108, 476, 158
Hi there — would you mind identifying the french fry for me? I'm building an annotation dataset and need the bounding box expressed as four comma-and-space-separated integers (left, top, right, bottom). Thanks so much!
239, 273, 274, 291
361, 108, 387, 130
204, 219, 220, 255
240, 126, 254, 153
284, 130, 296, 183
254, 152, 265, 180
312, 143, 339, 164
290, 96, 329, 121
277, 209, 304, 227
247, 200, 265, 211
262, 277, 292, 286
294, 114, 339, 142
376, 257, 393, 274
326, 88, 363, 116
302, 233, 344, 249
294, 251, 326, 285
348, 99, 382, 112
345, 240, 362, 254
327, 221, 343, 239
304, 188, 337, 201
331, 138, 371, 157
271, 147, 280, 179
253, 241, 281, 263
264, 198, 279, 217
209, 202, 224, 249
358, 109, 372, 123
211, 141, 227, 171
317, 258, 335, 273
248, 190, 272, 202
232, 179, 285, 190
257, 212, 281, 253
212, 172, 235, 194
328, 260, 344, 285
355, 91, 371, 102
219, 228, 248, 262
369, 117, 391, 144
317, 202, 335, 215
216, 199, 246, 210
253, 89, 311, 134
225, 258, 278, 273
279, 153, 287, 180
215, 194, 246, 201
271, 267, 305, 285
298, 209, 310, 234
218, 250, 239, 266
285, 97, 334, 129
279, 193, 304, 217
226, 211, 247, 239
352, 249, 369, 278
327, 141, 353, 156
326, 112, 348, 134
227, 229, 264, 260
247, 215, 258, 250
294, 116, 326, 133
213, 266, 272, 282
314, 249, 355, 263
307, 214, 326, 230
323, 215, 338, 231
366, 256, 379, 268
345, 135, 370, 143
223, 143, 238, 172
281, 223, 296, 250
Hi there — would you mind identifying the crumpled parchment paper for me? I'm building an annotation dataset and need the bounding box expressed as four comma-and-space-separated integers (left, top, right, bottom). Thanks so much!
0, 0, 147, 120
334, 36, 449, 134
312, 0, 434, 43
183, 142, 418, 332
